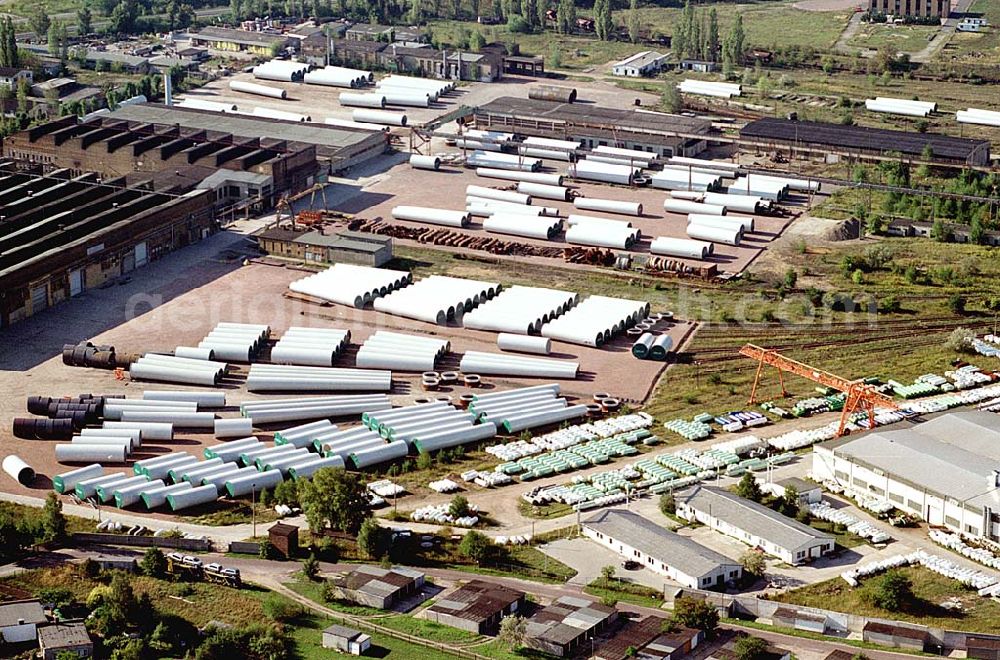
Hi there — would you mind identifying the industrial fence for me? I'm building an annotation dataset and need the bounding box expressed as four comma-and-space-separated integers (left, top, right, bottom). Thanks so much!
229, 541, 261, 555
70, 533, 213, 552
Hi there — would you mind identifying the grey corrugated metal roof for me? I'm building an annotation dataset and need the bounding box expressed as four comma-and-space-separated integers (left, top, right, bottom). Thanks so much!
676, 487, 833, 551
324, 623, 363, 639
37, 622, 91, 648
0, 600, 46, 628
832, 411, 1000, 508
584, 509, 737, 578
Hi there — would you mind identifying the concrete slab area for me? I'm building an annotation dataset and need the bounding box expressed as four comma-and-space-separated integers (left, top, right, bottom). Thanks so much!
541, 536, 670, 590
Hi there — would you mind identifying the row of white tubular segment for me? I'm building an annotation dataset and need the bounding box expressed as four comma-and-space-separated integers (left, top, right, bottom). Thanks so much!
176, 98, 237, 112
324, 117, 388, 132
957, 107, 1000, 127
650, 237, 714, 259
352, 109, 407, 126
53, 463, 102, 493
340, 92, 385, 108
376, 75, 454, 97
568, 160, 639, 185
592, 145, 658, 163
497, 333, 552, 355
565, 215, 641, 249
102, 397, 198, 420
229, 80, 287, 99
463, 285, 578, 334
678, 79, 741, 98
373, 274, 501, 325
410, 154, 441, 171
250, 107, 310, 122
650, 168, 722, 192
664, 198, 727, 216
865, 96, 935, 117
129, 354, 226, 386
476, 168, 564, 186
483, 214, 562, 240
670, 190, 766, 214
240, 394, 392, 424
274, 419, 336, 448
271, 326, 351, 367
288, 263, 411, 308
573, 197, 643, 216
687, 223, 741, 246
690, 213, 754, 233
252, 59, 309, 81
466, 199, 560, 217
459, 351, 579, 379
516, 181, 570, 201
198, 321, 270, 362
541, 295, 650, 347
216, 417, 254, 439
467, 385, 586, 433
466, 185, 531, 205
245, 364, 392, 392
392, 205, 470, 228
378, 88, 433, 107
355, 330, 448, 372
466, 151, 541, 172
304, 66, 370, 88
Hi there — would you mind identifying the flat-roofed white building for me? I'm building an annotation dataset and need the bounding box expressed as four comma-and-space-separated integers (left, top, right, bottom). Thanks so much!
611, 51, 667, 77
582, 509, 742, 589
675, 486, 834, 565
812, 411, 1000, 541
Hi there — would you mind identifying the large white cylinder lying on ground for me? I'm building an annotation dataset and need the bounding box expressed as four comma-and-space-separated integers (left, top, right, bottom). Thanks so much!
340, 92, 386, 108
476, 168, 564, 186
230, 80, 287, 99
352, 109, 407, 126
142, 391, 225, 407
53, 464, 103, 493
466, 185, 531, 205
573, 198, 643, 216
516, 181, 570, 202
410, 154, 441, 171
687, 224, 741, 246
3, 455, 34, 485
497, 333, 552, 355
102, 421, 173, 441
664, 199, 727, 216
56, 444, 127, 463
690, 213, 754, 232
650, 237, 713, 259
391, 206, 470, 227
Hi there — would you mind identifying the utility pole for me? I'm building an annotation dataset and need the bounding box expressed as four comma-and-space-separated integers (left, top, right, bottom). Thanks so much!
252, 483, 257, 538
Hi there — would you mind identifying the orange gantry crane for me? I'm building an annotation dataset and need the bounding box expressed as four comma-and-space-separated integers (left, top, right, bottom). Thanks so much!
739, 343, 899, 437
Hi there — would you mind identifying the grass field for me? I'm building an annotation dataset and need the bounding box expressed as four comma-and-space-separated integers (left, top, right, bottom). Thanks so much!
287, 612, 470, 660
584, 577, 664, 608
939, 0, 1000, 63
847, 23, 940, 53
770, 565, 1000, 633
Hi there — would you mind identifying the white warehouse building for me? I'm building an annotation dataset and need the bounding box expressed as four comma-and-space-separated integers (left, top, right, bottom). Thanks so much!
675, 486, 834, 565
611, 51, 668, 77
812, 411, 1000, 541
583, 509, 743, 589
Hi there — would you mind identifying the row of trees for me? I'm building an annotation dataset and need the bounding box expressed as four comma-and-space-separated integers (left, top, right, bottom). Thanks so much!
0, 493, 68, 563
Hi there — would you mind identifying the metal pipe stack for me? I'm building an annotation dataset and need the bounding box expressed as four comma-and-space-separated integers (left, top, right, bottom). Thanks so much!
355, 331, 449, 372
462, 285, 577, 335
466, 151, 542, 172
678, 79, 741, 98
468, 385, 586, 433
483, 214, 562, 240
373, 275, 500, 325
288, 263, 411, 308
475, 168, 563, 186
650, 237, 713, 260
230, 80, 287, 99
540, 295, 650, 347
565, 215, 641, 249
459, 351, 579, 379
198, 322, 270, 362
650, 169, 722, 192
391, 205, 470, 228
568, 160, 638, 185
129, 354, 227, 386
252, 59, 309, 81
271, 327, 351, 367
573, 197, 643, 216
865, 97, 935, 117
239, 394, 392, 424
245, 364, 392, 392
305, 66, 369, 88
274, 420, 337, 448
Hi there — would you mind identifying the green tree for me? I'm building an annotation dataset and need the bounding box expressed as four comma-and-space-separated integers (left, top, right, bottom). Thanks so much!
78, 3, 93, 35
42, 492, 67, 543
498, 614, 526, 650
627, 0, 640, 43
593, 0, 612, 40
659, 493, 676, 516
779, 485, 800, 516
724, 13, 744, 68
469, 30, 486, 51
948, 294, 967, 315
273, 478, 299, 507
140, 547, 167, 578
734, 635, 769, 660
416, 450, 433, 470
970, 217, 984, 245
47, 21, 62, 57
449, 495, 471, 518
29, 4, 51, 41
261, 594, 301, 622
356, 517, 387, 558
302, 553, 320, 580
734, 473, 763, 503
458, 530, 493, 564
931, 218, 949, 242
945, 327, 976, 353
556, 0, 575, 33
600, 564, 616, 582
670, 596, 719, 636
661, 83, 682, 113
782, 268, 798, 289
740, 549, 765, 577
109, 0, 139, 35
864, 569, 911, 612
298, 467, 370, 535
706, 8, 719, 61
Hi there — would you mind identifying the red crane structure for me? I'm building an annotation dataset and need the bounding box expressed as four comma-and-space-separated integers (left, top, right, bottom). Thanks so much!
739, 343, 899, 437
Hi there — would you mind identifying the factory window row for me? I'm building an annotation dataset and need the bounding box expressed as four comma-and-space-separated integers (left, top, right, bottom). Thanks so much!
7, 150, 54, 164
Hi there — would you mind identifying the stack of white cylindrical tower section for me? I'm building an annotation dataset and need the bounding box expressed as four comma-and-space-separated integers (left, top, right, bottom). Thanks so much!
667, 156, 741, 174
176, 98, 237, 113
466, 198, 560, 218
664, 198, 727, 216
650, 237, 714, 260
689, 213, 753, 233
274, 420, 336, 448
467, 151, 542, 172
468, 384, 586, 433
678, 79, 741, 98
516, 181, 570, 202
475, 168, 563, 186
565, 215, 641, 249
229, 80, 287, 99
324, 117, 386, 132
365, 402, 494, 455
225, 468, 283, 497
197, 322, 270, 363
129, 354, 227, 386
239, 394, 392, 424
459, 351, 579, 379
245, 364, 392, 392
728, 174, 802, 200
339, 92, 386, 108
250, 107, 310, 122
55, 442, 128, 464
376, 75, 453, 101
74, 472, 129, 499
483, 214, 562, 240
592, 145, 658, 164
392, 206, 470, 228
101, 398, 197, 421
103, 420, 174, 440
352, 109, 407, 126
166, 484, 219, 511
466, 185, 532, 205
520, 136, 580, 161
687, 223, 741, 246
204, 438, 262, 462
139, 391, 224, 405
568, 160, 638, 185
114, 478, 167, 508
53, 464, 103, 494
865, 97, 935, 117
497, 333, 552, 355
410, 154, 441, 171
373, 275, 501, 325
215, 417, 253, 439
573, 197, 643, 216
174, 346, 214, 360
271, 327, 351, 367
749, 173, 819, 193
463, 285, 578, 335
252, 60, 309, 82
288, 263, 412, 308
700, 191, 768, 213
355, 331, 448, 372
650, 169, 722, 192
957, 108, 1000, 127
141, 482, 192, 509
379, 87, 432, 108
317, 426, 382, 459
305, 66, 369, 88
541, 295, 650, 347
